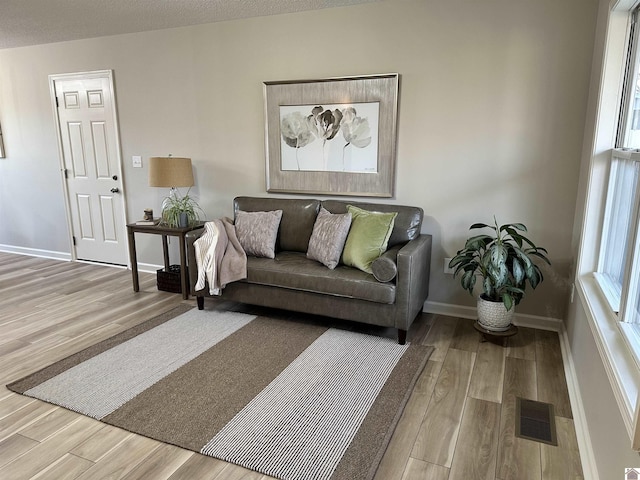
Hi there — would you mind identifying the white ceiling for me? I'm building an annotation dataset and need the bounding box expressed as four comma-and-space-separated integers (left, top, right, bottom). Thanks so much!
0, 0, 379, 49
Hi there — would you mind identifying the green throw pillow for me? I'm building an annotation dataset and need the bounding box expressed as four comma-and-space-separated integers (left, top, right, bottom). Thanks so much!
341, 205, 398, 274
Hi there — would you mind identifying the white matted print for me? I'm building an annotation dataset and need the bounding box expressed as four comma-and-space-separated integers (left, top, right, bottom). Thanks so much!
279, 103, 379, 173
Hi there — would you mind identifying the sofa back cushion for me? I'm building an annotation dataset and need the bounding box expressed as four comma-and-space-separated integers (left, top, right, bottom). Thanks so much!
234, 197, 320, 253
321, 200, 423, 247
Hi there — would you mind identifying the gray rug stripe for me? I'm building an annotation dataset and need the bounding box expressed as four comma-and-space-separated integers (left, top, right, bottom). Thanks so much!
25, 309, 255, 419
201, 328, 408, 480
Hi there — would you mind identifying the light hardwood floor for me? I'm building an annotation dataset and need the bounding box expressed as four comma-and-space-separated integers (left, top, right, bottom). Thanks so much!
0, 252, 583, 479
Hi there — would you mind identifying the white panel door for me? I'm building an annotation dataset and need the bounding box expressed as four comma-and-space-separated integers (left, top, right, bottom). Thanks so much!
53, 72, 127, 265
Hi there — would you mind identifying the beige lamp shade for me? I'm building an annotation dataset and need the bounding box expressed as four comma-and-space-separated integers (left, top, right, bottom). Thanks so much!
148, 157, 194, 188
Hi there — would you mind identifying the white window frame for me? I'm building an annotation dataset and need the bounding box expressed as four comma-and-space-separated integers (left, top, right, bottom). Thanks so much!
597, 0, 640, 371
616, 7, 640, 145
576, 0, 640, 449
596, 149, 640, 365
595, 149, 640, 317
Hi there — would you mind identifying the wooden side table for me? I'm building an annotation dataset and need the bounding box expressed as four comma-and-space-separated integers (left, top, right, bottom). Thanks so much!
126, 221, 205, 300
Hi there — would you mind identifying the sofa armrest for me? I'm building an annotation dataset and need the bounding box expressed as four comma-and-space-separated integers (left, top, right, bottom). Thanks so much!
186, 227, 205, 294
394, 234, 432, 330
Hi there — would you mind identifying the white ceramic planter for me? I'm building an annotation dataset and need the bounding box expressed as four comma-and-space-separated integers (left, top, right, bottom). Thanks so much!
477, 295, 515, 331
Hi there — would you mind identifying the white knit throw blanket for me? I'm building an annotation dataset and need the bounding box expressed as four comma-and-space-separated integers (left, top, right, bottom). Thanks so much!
194, 218, 247, 295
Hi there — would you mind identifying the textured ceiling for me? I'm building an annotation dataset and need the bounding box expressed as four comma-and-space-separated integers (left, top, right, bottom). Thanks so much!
0, 0, 379, 49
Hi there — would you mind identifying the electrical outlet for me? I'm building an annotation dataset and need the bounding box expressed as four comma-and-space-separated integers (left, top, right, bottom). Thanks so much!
444, 258, 454, 274
132, 155, 142, 168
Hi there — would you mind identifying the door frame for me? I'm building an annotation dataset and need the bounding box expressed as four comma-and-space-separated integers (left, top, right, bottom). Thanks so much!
49, 69, 129, 266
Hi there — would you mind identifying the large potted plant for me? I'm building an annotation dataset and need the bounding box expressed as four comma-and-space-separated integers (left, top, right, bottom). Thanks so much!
161, 189, 203, 228
448, 218, 550, 331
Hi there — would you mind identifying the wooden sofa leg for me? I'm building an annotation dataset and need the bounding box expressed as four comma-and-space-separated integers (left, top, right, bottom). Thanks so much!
398, 329, 407, 345
197, 296, 204, 310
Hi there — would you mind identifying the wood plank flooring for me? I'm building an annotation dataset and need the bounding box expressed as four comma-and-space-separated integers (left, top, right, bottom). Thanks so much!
0, 252, 583, 479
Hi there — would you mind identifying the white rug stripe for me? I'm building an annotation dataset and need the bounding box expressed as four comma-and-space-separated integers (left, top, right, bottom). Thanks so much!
26, 309, 254, 419
201, 329, 408, 480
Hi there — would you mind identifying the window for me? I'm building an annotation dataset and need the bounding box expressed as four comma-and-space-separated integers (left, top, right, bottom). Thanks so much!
577, 0, 640, 449
596, 151, 640, 312
597, 5, 640, 367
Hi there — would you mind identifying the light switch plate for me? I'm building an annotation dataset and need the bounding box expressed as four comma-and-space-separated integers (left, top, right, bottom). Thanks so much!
132, 155, 142, 168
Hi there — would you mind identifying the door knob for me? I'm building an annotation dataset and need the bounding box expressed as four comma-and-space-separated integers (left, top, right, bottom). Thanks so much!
112, 175, 118, 180
110, 187, 119, 193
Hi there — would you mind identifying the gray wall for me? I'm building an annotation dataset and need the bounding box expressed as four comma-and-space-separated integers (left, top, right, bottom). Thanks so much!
0, 0, 596, 318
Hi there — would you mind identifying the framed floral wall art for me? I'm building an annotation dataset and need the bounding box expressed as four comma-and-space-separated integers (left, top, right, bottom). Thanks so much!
263, 74, 399, 197
0, 121, 4, 158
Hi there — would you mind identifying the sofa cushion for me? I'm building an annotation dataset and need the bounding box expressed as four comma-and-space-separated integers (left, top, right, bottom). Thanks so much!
243, 252, 395, 304
341, 205, 397, 274
235, 210, 283, 258
234, 197, 320, 253
322, 200, 423, 247
306, 207, 352, 269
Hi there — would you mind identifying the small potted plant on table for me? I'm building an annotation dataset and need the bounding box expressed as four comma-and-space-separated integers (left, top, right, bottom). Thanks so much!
448, 218, 550, 332
161, 189, 203, 228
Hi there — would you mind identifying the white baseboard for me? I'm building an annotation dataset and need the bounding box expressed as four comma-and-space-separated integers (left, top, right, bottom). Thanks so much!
558, 324, 600, 480
423, 300, 563, 331
138, 262, 163, 274
0, 244, 71, 262
0, 247, 163, 276
423, 299, 598, 479
423, 300, 478, 321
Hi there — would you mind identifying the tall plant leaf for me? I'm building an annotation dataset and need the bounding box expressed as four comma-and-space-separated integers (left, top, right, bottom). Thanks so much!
512, 257, 525, 284
501, 223, 527, 232
490, 244, 508, 268
464, 234, 493, 250
502, 293, 514, 311
461, 270, 476, 293
470, 223, 495, 230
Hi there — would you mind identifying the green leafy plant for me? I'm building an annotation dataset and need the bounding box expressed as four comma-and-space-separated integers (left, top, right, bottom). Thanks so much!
161, 189, 203, 228
448, 218, 551, 311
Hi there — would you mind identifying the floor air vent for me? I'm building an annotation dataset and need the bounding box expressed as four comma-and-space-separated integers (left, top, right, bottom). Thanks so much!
515, 397, 558, 446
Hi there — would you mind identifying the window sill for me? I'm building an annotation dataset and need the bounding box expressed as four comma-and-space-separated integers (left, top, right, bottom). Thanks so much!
577, 274, 640, 438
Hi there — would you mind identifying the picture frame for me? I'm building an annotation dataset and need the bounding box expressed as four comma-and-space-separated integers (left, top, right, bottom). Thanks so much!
263, 74, 399, 197
0, 122, 4, 158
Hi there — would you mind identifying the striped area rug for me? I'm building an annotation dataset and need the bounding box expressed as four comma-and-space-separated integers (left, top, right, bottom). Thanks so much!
8, 306, 433, 480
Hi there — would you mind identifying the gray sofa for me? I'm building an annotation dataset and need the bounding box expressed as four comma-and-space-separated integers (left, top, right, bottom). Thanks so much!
186, 196, 432, 344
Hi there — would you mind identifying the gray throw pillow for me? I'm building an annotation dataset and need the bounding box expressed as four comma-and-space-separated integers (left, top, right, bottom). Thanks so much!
307, 207, 352, 269
235, 210, 283, 258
